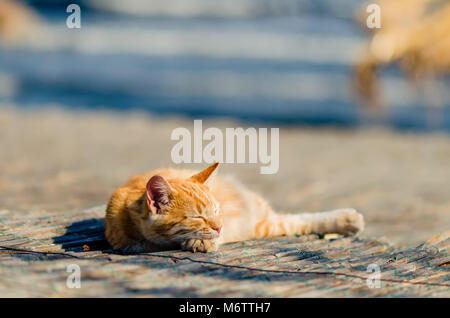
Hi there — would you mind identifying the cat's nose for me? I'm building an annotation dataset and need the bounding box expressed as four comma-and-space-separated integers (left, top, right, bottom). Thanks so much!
212, 226, 221, 234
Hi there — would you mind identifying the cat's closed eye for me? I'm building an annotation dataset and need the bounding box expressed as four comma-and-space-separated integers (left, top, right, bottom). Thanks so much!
192, 216, 207, 222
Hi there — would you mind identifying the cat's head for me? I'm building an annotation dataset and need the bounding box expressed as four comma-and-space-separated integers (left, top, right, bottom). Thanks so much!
144, 162, 222, 243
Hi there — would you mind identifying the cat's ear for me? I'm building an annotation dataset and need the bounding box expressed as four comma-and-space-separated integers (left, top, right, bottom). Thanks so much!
146, 175, 173, 214
190, 162, 220, 186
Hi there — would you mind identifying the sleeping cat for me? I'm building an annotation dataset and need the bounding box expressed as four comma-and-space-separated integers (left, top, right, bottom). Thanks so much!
105, 163, 364, 253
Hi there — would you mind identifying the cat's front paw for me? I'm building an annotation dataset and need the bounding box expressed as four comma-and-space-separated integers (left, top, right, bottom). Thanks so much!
332, 208, 365, 236
181, 239, 218, 253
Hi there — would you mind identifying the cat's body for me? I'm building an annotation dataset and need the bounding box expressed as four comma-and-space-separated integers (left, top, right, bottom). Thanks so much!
105, 163, 364, 252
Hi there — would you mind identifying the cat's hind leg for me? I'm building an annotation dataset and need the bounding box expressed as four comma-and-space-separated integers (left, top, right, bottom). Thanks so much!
255, 208, 364, 238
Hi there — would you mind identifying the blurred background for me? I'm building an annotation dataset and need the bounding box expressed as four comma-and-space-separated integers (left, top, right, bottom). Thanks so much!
2, 0, 450, 128
0, 0, 449, 246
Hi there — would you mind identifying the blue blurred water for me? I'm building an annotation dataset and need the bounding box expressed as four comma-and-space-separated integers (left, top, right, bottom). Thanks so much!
1, 0, 449, 130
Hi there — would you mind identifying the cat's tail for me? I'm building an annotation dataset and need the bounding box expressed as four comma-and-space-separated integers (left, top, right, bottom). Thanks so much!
255, 208, 364, 238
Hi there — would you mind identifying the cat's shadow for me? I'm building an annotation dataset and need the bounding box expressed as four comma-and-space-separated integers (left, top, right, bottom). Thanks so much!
52, 218, 112, 253
52, 218, 173, 255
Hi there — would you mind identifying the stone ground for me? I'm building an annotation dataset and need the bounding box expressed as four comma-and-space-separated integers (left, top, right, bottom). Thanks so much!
1, 207, 448, 297
1, 105, 449, 247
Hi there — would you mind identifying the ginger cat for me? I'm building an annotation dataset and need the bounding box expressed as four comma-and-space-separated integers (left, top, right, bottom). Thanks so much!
105, 163, 364, 253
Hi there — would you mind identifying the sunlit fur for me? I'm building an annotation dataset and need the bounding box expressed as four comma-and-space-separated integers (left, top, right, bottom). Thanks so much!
105, 163, 364, 253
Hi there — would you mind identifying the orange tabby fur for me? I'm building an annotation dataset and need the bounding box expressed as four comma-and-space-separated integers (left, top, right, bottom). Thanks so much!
105, 163, 364, 253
